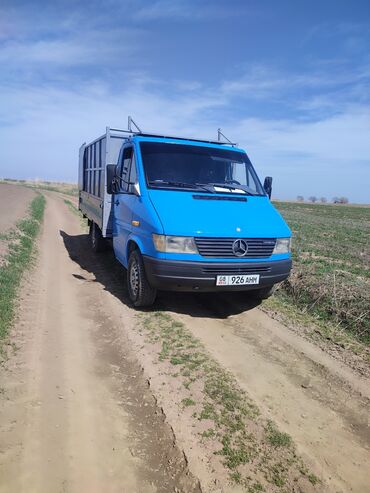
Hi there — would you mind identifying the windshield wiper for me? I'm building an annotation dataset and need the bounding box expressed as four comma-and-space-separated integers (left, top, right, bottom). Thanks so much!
203, 182, 258, 196
149, 180, 214, 193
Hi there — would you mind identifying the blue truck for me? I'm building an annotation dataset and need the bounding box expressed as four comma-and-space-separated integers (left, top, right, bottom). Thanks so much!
78, 119, 292, 307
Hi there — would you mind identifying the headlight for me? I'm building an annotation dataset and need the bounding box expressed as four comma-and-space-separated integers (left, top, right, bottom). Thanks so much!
152, 234, 198, 254
273, 237, 291, 254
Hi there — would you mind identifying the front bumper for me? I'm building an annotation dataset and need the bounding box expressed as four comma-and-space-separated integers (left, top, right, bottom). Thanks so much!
143, 257, 292, 292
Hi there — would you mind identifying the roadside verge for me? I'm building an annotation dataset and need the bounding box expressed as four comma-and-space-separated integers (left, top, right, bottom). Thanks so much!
124, 310, 323, 493
0, 194, 45, 355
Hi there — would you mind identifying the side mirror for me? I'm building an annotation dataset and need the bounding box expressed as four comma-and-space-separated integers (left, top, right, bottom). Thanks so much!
263, 176, 273, 199
106, 164, 116, 194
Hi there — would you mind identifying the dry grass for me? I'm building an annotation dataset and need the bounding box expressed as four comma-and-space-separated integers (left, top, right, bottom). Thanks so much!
1, 178, 78, 197
273, 202, 370, 344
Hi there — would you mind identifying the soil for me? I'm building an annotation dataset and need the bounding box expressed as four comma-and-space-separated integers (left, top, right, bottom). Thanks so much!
0, 189, 369, 492
0, 183, 35, 232
0, 191, 200, 493
0, 183, 36, 261
158, 293, 370, 492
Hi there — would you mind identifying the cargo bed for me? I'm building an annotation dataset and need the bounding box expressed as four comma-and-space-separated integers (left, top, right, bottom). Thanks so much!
78, 127, 127, 237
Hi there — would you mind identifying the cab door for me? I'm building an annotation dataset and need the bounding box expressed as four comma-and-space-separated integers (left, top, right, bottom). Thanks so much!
113, 145, 139, 267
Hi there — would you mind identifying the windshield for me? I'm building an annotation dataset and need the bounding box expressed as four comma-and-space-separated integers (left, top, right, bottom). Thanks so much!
140, 142, 265, 195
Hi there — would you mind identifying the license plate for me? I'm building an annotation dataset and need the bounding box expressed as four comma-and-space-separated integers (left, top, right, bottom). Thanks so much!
216, 274, 260, 286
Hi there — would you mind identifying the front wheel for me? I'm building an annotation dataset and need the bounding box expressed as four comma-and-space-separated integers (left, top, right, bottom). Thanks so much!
127, 250, 157, 307
250, 285, 276, 300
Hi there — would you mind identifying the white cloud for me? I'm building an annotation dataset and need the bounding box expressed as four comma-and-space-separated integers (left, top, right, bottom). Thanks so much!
133, 0, 194, 20
0, 3, 369, 202
0, 29, 142, 70
0, 81, 228, 181
234, 110, 370, 162
0, 79, 369, 202
132, 0, 241, 21
220, 62, 370, 101
229, 109, 370, 202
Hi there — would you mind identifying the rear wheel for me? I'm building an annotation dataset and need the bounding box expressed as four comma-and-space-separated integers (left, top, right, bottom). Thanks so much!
89, 222, 106, 253
250, 285, 276, 300
127, 250, 157, 307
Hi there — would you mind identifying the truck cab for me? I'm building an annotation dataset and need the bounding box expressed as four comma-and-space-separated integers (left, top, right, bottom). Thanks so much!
79, 129, 292, 307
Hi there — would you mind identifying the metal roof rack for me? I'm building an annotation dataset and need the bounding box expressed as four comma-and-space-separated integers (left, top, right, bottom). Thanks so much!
109, 116, 238, 147
218, 128, 237, 146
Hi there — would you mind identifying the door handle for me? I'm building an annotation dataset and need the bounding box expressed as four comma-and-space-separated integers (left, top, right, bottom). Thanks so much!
114, 199, 120, 205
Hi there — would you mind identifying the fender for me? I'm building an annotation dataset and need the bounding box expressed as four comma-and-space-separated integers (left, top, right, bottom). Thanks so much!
124, 233, 150, 268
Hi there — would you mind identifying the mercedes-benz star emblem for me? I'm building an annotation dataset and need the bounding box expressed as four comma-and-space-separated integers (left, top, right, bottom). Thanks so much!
232, 239, 248, 257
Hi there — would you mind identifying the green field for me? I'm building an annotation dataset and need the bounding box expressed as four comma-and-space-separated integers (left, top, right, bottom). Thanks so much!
1, 178, 78, 197
273, 201, 370, 345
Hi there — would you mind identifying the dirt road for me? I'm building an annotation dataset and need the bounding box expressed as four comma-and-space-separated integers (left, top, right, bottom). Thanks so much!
0, 190, 369, 492
0, 191, 200, 493
161, 294, 370, 492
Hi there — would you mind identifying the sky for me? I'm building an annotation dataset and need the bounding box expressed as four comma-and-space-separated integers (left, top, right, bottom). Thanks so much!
0, 0, 369, 202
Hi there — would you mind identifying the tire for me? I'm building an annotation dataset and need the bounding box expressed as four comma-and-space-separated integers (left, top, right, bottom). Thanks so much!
250, 285, 276, 300
127, 250, 157, 307
90, 222, 106, 253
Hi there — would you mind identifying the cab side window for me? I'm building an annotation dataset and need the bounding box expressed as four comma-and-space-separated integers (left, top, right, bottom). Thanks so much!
116, 146, 138, 193
128, 153, 137, 193
117, 147, 132, 192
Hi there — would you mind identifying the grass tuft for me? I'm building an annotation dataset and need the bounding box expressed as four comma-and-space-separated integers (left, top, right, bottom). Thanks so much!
182, 397, 196, 407
139, 311, 320, 491
265, 421, 292, 448
63, 199, 88, 231
0, 194, 45, 349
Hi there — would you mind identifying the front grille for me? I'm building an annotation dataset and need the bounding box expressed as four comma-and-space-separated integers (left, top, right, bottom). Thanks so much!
194, 237, 276, 258
202, 265, 271, 275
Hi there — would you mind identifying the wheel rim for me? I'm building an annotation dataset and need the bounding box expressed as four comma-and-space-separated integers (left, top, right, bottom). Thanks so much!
129, 260, 140, 298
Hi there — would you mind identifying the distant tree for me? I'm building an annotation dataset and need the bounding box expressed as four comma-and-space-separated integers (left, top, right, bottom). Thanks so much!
320, 197, 327, 203
333, 196, 349, 204
308, 196, 317, 203
297, 195, 304, 202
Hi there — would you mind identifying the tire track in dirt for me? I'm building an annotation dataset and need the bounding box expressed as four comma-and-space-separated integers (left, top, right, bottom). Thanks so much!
158, 291, 370, 493
3, 189, 368, 492
0, 192, 200, 493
